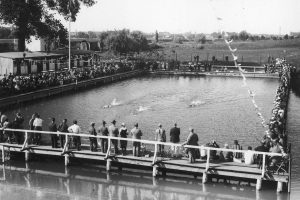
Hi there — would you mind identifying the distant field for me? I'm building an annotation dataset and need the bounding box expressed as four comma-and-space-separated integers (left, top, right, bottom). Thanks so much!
155, 39, 300, 69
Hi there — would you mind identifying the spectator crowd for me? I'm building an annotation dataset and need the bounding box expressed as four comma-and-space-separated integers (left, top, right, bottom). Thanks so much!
0, 60, 143, 97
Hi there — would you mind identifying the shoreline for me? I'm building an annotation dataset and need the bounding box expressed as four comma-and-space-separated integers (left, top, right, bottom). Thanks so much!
149, 70, 280, 79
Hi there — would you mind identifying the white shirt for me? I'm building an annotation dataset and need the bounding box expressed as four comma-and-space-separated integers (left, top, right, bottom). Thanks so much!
68, 124, 81, 134
244, 150, 255, 165
33, 118, 43, 127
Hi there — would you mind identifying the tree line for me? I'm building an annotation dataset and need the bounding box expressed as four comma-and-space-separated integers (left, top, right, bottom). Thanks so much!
74, 29, 150, 54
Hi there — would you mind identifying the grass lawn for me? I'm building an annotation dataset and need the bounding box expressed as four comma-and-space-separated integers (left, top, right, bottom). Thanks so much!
157, 39, 300, 68
98, 39, 300, 70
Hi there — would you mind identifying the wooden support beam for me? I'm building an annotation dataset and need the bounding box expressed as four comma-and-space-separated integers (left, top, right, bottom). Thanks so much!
64, 155, 70, 166
277, 182, 283, 193
1, 146, 4, 163
106, 159, 112, 171
25, 152, 31, 162
153, 165, 158, 177
202, 172, 208, 184
256, 179, 262, 191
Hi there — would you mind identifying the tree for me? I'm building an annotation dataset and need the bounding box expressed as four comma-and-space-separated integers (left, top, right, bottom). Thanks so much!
155, 30, 159, 43
76, 31, 90, 38
283, 34, 289, 40
239, 30, 249, 41
0, 0, 95, 51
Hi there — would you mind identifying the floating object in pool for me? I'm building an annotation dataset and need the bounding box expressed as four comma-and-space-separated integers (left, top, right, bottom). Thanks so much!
137, 106, 150, 112
189, 100, 205, 107
103, 105, 112, 109
111, 98, 121, 106
103, 98, 122, 109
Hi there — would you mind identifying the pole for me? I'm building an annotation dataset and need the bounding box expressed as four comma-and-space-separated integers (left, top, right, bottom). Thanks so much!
68, 1, 71, 71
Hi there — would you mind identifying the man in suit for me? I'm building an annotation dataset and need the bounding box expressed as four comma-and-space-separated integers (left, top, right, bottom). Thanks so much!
170, 123, 180, 156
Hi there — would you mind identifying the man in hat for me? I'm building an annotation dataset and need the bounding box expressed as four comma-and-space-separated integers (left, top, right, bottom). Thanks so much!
68, 120, 81, 151
155, 123, 166, 155
58, 119, 68, 148
13, 112, 24, 144
119, 122, 128, 155
89, 122, 97, 152
98, 120, 109, 153
109, 120, 119, 154
182, 128, 199, 163
49, 117, 58, 148
131, 123, 143, 157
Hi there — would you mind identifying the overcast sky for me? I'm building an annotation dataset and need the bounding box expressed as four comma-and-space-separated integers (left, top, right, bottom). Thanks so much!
66, 0, 299, 34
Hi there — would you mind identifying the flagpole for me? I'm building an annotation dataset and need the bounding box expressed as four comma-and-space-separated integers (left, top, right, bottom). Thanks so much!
68, 0, 71, 71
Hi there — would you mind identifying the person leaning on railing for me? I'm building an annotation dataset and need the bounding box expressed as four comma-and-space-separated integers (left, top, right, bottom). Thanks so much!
98, 120, 109, 153
182, 128, 199, 163
68, 120, 81, 151
108, 120, 119, 154
57, 119, 68, 149
33, 114, 43, 145
89, 122, 97, 152
49, 118, 58, 148
131, 123, 143, 157
155, 124, 166, 156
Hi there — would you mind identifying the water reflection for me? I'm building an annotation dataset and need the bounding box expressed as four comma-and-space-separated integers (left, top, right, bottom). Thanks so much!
0, 161, 289, 200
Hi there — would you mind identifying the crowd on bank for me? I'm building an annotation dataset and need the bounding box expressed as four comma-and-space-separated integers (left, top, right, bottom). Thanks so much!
0, 60, 141, 97
264, 59, 291, 151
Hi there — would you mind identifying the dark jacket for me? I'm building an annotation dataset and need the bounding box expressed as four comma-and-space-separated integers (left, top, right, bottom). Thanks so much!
170, 127, 180, 143
185, 132, 198, 146
89, 126, 97, 136
58, 122, 68, 132
99, 126, 109, 136
49, 122, 57, 132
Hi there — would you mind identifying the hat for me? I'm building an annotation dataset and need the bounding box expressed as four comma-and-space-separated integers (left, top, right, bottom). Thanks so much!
121, 122, 125, 126
90, 122, 95, 126
158, 123, 162, 127
134, 123, 138, 127
102, 120, 106, 124
224, 143, 229, 147
111, 120, 116, 124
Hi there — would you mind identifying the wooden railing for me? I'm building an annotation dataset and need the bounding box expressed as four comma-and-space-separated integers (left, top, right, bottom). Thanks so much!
1, 128, 286, 177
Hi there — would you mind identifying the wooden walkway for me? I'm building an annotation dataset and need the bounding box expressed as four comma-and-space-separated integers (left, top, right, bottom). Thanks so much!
0, 128, 291, 193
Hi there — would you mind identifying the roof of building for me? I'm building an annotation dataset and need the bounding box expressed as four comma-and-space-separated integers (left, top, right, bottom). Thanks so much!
0, 51, 62, 59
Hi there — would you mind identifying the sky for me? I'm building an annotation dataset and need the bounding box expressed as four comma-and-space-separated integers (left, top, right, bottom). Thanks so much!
66, 0, 300, 34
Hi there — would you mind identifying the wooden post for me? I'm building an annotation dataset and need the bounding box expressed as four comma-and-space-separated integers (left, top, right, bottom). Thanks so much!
65, 155, 70, 166
256, 179, 262, 190
105, 138, 111, 159
152, 177, 158, 186
63, 134, 69, 166
65, 166, 70, 176
205, 149, 210, 171
106, 159, 112, 171
277, 182, 283, 193
261, 154, 266, 178
202, 172, 208, 184
153, 165, 158, 177
1, 146, 5, 163
25, 152, 30, 162
288, 146, 292, 193
24, 131, 30, 162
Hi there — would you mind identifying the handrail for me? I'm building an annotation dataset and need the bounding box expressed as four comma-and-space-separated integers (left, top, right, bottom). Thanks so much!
1, 128, 290, 178
1, 128, 284, 157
